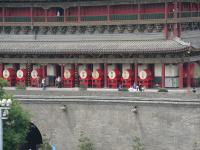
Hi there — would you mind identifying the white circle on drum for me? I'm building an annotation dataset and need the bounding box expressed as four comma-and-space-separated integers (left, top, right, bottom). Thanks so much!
80, 70, 87, 79
122, 70, 130, 80
17, 70, 24, 79
92, 70, 99, 79
3, 70, 10, 79
64, 70, 71, 79
139, 70, 147, 80
31, 70, 38, 79
108, 71, 116, 80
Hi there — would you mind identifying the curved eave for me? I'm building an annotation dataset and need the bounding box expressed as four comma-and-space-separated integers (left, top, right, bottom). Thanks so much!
0, 40, 189, 55
0, 48, 189, 55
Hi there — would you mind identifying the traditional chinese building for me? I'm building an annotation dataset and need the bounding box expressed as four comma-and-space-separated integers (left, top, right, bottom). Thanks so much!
0, 0, 200, 89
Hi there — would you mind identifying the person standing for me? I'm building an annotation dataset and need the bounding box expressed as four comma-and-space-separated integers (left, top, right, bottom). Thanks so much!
57, 76, 61, 88
41, 78, 46, 90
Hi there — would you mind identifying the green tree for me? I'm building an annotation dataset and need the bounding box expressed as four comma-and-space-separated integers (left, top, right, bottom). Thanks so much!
3, 100, 30, 150
132, 136, 144, 150
0, 78, 7, 99
78, 131, 94, 150
0, 78, 30, 150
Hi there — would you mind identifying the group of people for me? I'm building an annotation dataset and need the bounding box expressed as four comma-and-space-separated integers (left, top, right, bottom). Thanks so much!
128, 82, 144, 92
118, 82, 144, 92
40, 76, 62, 90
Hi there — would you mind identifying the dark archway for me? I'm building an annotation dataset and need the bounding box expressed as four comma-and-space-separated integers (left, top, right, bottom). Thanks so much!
20, 123, 43, 150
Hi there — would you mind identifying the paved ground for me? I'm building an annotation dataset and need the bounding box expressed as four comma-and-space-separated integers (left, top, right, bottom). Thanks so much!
3, 87, 200, 100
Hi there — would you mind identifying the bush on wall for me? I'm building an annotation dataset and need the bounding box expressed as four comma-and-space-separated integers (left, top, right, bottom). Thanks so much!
78, 131, 94, 150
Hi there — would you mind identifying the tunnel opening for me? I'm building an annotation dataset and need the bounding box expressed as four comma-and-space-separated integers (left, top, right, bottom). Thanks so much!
20, 123, 43, 150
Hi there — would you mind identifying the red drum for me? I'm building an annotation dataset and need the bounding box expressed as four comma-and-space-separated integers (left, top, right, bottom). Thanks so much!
92, 69, 103, 88
3, 68, 15, 86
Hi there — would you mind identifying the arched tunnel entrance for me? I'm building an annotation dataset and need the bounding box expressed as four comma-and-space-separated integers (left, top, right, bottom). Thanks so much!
20, 123, 43, 150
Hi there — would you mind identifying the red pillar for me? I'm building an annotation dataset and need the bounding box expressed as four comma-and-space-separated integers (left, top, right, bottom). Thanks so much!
54, 64, 57, 77
64, 9, 66, 22
137, 2, 140, 20
163, 26, 168, 40
178, 63, 183, 89
190, 2, 193, 17
45, 9, 48, 22
2, 7, 5, 23
43, 65, 47, 78
161, 64, 165, 88
107, 5, 110, 21
164, 1, 168, 39
187, 63, 191, 88
134, 63, 138, 84
173, 2, 178, 37
26, 63, 31, 86
74, 63, 79, 87
78, 6, 81, 23
104, 63, 108, 88
178, 1, 182, 37
0, 64, 3, 78
30, 7, 33, 22
61, 64, 64, 79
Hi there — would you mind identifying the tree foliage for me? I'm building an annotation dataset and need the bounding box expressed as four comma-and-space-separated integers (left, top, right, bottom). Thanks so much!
0, 78, 30, 150
0, 78, 7, 90
40, 137, 52, 150
132, 136, 144, 150
3, 100, 31, 150
78, 131, 94, 150
0, 78, 7, 99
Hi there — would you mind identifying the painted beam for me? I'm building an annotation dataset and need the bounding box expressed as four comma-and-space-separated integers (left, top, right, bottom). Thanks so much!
0, 57, 186, 64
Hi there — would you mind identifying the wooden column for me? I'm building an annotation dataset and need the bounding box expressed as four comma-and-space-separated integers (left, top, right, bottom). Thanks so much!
54, 64, 57, 77
190, 1, 193, 17
187, 63, 191, 88
64, 8, 66, 22
26, 63, 31, 87
45, 9, 48, 22
137, 2, 140, 20
0, 64, 3, 78
2, 7, 5, 31
134, 63, 138, 84
161, 64, 165, 88
107, 5, 110, 21
43, 64, 47, 78
74, 63, 79, 87
173, 2, 178, 37
164, 1, 168, 39
61, 64, 64, 79
104, 63, 108, 88
2, 7, 5, 23
78, 6, 81, 23
30, 7, 33, 23
178, 0, 182, 37
178, 63, 183, 89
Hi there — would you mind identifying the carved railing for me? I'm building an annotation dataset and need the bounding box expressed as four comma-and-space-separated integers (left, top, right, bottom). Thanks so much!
0, 11, 199, 25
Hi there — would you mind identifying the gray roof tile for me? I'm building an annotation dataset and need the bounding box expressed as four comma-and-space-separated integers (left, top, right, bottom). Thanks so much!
0, 39, 188, 54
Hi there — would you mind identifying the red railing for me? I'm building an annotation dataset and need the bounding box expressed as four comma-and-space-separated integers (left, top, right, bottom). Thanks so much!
0, 11, 199, 24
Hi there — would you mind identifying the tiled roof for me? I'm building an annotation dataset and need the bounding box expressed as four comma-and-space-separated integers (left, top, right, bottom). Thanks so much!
0, 39, 189, 54
0, 33, 164, 41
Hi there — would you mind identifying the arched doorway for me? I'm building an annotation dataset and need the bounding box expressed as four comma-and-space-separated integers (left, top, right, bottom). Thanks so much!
20, 123, 43, 150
